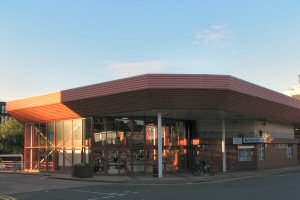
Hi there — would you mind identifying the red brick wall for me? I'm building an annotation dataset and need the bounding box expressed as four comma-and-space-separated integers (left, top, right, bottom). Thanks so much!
227, 145, 257, 171
199, 138, 299, 172
257, 144, 298, 169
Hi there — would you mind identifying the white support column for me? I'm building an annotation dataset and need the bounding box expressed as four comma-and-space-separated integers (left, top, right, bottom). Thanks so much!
30, 125, 33, 170
222, 119, 226, 172
157, 112, 163, 178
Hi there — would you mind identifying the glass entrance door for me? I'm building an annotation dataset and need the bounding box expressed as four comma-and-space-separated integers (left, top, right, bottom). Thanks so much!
145, 121, 188, 173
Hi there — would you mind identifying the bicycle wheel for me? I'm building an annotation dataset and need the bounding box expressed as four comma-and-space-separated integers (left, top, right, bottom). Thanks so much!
192, 166, 202, 176
208, 168, 215, 176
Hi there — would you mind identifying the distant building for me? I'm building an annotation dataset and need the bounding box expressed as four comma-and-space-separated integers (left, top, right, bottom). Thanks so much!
0, 102, 8, 124
284, 75, 300, 100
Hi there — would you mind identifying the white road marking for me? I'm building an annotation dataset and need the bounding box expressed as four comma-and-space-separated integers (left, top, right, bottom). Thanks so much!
115, 194, 126, 196
66, 189, 128, 199
66, 189, 114, 196
101, 196, 115, 199
275, 173, 300, 177
0, 194, 16, 200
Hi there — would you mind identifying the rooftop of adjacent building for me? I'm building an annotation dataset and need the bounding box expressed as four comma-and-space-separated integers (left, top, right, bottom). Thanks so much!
0, 102, 7, 115
284, 75, 300, 97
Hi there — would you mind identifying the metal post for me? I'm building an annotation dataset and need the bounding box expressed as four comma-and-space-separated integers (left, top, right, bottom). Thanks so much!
30, 124, 33, 170
157, 112, 163, 178
222, 119, 226, 172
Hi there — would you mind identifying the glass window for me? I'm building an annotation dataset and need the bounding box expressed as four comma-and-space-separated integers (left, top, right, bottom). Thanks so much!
94, 117, 106, 145
64, 120, 72, 147
103, 118, 117, 131
48, 122, 55, 148
178, 122, 188, 146
131, 120, 145, 145
85, 117, 92, 140
56, 121, 63, 147
47, 148, 54, 170
163, 126, 171, 146
117, 131, 127, 145
32, 124, 39, 147
238, 149, 253, 161
116, 118, 131, 145
25, 124, 32, 148
39, 148, 47, 170
73, 119, 82, 147
1, 105, 6, 114
258, 144, 265, 160
106, 131, 117, 144
146, 125, 156, 146
287, 144, 293, 159
171, 123, 179, 146
58, 149, 64, 167
94, 132, 107, 144
64, 149, 73, 167
94, 118, 104, 132
74, 148, 82, 164
39, 123, 47, 148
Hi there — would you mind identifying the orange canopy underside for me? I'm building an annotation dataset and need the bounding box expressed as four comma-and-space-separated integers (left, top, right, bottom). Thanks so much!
7, 92, 80, 123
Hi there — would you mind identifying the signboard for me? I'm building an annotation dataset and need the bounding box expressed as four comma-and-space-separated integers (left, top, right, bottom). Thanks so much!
233, 138, 243, 144
238, 145, 255, 149
243, 137, 267, 143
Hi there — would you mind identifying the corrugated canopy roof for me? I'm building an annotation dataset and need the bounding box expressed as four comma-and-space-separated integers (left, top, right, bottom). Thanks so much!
7, 74, 300, 124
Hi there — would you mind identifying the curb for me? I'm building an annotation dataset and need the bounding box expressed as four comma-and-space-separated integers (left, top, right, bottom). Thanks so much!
2, 166, 300, 185
47, 176, 126, 184
0, 171, 50, 176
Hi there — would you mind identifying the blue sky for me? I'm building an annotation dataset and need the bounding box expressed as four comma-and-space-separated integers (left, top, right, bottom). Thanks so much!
1, 0, 300, 100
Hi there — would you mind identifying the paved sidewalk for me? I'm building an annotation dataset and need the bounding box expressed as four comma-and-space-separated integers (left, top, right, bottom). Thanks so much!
46, 165, 300, 185
1, 165, 300, 185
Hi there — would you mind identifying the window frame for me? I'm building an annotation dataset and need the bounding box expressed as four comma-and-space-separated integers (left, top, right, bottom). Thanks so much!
258, 144, 265, 161
287, 144, 293, 159
238, 148, 253, 161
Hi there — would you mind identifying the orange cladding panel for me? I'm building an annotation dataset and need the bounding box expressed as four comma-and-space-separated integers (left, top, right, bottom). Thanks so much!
7, 92, 81, 123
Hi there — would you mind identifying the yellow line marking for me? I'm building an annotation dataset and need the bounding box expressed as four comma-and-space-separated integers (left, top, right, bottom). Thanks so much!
0, 194, 9, 200
0, 194, 16, 200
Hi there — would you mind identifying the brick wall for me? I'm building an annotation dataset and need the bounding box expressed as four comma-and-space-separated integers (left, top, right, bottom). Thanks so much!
196, 120, 255, 139
254, 121, 294, 139
257, 143, 298, 169
198, 138, 299, 171
196, 120, 295, 139
227, 144, 257, 171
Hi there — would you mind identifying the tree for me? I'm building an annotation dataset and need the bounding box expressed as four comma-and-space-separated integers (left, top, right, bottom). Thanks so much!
0, 118, 24, 154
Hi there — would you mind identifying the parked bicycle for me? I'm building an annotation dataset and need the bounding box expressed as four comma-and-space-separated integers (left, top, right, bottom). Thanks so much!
192, 159, 215, 176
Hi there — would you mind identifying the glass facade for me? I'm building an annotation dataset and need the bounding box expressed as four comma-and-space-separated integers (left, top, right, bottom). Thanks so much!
21, 114, 299, 174
24, 118, 92, 172
93, 117, 190, 175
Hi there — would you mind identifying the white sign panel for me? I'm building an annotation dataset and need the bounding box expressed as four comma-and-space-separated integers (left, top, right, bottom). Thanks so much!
233, 138, 243, 144
238, 145, 255, 149
243, 137, 267, 143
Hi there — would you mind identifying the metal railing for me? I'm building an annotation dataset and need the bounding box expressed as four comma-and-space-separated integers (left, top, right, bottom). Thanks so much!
0, 161, 23, 172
